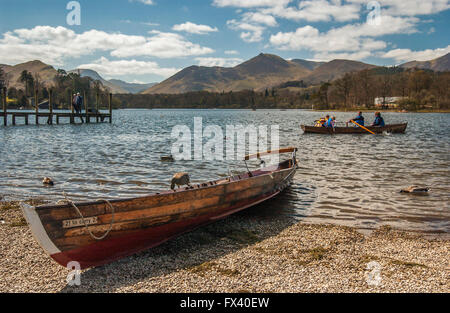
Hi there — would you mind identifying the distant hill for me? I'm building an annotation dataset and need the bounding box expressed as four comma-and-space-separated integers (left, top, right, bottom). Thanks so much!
2, 60, 58, 90
290, 59, 325, 71
303, 59, 377, 84
108, 79, 156, 94
144, 53, 311, 94
0, 61, 155, 94
68, 69, 127, 93
400, 53, 450, 72
143, 54, 377, 94
68, 69, 156, 94
231, 53, 311, 90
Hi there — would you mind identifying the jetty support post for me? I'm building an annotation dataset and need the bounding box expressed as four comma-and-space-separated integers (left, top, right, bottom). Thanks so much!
96, 92, 99, 123
2, 87, 7, 126
48, 89, 53, 125
84, 90, 89, 123
109, 93, 112, 123
68, 89, 74, 124
35, 88, 38, 125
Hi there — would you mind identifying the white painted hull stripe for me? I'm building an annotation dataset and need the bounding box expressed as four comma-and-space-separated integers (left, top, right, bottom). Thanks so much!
20, 203, 61, 255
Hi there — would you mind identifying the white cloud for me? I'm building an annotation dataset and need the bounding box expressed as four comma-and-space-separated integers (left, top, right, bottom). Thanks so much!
217, 0, 361, 23
225, 50, 240, 55
77, 57, 179, 79
348, 0, 450, 17
0, 26, 214, 65
381, 45, 450, 63
269, 15, 418, 60
213, 0, 291, 8
141, 22, 160, 26
130, 0, 155, 5
242, 12, 277, 26
195, 57, 243, 67
112, 30, 214, 58
261, 0, 361, 22
172, 22, 218, 34
226, 9, 278, 43
223, 0, 362, 43
227, 19, 266, 42
216, 0, 449, 63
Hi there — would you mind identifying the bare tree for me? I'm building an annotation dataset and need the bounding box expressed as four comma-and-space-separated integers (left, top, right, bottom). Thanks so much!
334, 73, 353, 110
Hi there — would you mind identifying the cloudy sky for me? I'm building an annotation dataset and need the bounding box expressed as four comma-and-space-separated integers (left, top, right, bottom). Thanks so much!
0, 0, 449, 83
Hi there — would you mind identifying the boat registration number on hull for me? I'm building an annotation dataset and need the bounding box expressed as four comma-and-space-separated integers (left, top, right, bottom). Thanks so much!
63, 217, 98, 229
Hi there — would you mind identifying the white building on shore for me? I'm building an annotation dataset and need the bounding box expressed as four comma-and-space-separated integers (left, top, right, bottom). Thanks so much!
374, 97, 405, 108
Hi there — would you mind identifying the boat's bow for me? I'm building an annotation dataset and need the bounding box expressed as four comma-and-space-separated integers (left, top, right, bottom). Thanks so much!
21, 203, 62, 257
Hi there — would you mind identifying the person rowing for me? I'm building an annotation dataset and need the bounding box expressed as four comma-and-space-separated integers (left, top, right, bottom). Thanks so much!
324, 115, 335, 128
322, 115, 330, 127
347, 111, 364, 127
372, 112, 385, 127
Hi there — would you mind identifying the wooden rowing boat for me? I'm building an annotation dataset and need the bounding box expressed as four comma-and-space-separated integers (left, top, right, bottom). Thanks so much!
21, 148, 298, 269
301, 123, 407, 134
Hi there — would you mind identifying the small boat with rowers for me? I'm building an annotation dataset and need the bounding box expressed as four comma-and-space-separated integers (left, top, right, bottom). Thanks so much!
21, 148, 298, 269
301, 123, 407, 134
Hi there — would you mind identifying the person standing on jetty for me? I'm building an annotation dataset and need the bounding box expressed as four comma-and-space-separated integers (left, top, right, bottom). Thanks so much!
347, 111, 364, 127
72, 93, 79, 114
76, 92, 83, 113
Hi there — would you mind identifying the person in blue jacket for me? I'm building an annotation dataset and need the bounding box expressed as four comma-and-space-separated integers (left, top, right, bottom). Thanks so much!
372, 112, 385, 127
324, 115, 335, 128
348, 111, 364, 126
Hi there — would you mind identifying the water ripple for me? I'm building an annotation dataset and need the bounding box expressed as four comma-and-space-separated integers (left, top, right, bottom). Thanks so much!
0, 109, 449, 235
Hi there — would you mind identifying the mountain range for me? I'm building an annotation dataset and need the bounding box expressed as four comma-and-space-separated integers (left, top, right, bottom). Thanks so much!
144, 53, 376, 94
400, 53, 450, 72
1, 52, 449, 95
143, 52, 449, 94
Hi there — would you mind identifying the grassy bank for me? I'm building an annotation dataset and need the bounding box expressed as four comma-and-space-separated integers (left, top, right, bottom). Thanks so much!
0, 200, 448, 293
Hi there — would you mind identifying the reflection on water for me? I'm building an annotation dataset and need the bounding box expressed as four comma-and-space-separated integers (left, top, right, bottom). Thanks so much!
0, 109, 449, 235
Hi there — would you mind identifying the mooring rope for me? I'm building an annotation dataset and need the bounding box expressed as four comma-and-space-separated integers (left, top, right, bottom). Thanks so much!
62, 192, 115, 241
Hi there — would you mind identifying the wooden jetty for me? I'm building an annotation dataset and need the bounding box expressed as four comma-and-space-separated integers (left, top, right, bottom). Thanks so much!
0, 87, 112, 126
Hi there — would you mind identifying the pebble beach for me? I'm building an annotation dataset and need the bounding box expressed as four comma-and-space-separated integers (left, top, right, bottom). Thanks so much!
0, 200, 448, 293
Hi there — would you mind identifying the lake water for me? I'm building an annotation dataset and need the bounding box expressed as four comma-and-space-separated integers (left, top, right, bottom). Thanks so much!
1, 109, 449, 236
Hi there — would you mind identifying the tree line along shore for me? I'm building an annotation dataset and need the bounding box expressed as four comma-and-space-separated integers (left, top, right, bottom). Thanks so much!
1, 66, 449, 112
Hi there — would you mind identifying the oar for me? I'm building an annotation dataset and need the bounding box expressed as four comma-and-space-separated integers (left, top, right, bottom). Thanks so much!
350, 120, 375, 135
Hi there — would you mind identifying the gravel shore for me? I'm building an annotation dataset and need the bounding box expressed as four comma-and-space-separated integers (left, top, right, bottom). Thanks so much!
0, 200, 448, 293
